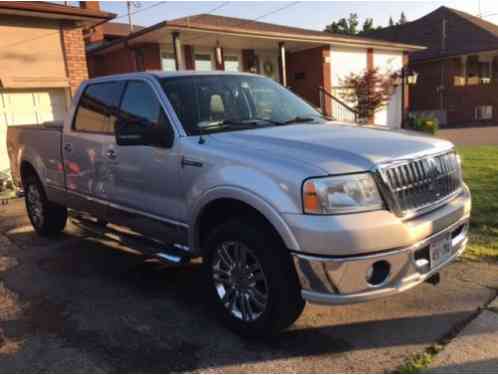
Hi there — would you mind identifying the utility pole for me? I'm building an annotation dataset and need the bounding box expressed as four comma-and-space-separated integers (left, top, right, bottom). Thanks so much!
127, 1, 133, 33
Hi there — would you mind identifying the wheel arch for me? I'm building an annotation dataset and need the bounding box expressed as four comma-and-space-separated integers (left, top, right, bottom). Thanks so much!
191, 187, 301, 256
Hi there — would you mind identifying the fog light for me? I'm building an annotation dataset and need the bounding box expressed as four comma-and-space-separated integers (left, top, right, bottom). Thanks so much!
366, 260, 391, 286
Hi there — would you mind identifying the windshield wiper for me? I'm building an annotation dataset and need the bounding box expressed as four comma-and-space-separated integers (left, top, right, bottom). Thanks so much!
281, 116, 319, 125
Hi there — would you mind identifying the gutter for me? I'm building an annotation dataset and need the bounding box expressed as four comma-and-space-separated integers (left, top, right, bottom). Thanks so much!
87, 19, 426, 55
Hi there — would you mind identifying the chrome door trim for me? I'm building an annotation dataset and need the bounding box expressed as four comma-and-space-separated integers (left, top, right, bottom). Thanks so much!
66, 189, 189, 229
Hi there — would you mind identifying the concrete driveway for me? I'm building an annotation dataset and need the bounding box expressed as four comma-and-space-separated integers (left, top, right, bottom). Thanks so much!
437, 126, 498, 146
0, 199, 497, 373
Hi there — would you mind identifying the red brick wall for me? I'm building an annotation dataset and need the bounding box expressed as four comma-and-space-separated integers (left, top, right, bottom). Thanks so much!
410, 60, 445, 112
60, 24, 88, 96
184, 45, 194, 70
287, 46, 327, 108
137, 43, 161, 71
80, 1, 104, 43
87, 46, 136, 77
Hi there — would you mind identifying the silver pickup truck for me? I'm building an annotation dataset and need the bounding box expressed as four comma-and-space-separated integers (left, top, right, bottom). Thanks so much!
7, 71, 471, 337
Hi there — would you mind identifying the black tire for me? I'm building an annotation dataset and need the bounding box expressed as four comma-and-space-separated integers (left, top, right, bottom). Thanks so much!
203, 217, 305, 338
24, 173, 67, 236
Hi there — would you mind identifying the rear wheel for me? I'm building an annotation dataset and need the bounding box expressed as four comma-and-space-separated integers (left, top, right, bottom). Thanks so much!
204, 218, 305, 337
24, 174, 67, 236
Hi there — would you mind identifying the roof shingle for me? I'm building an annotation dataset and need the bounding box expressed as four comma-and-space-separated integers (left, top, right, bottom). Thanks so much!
364, 6, 498, 62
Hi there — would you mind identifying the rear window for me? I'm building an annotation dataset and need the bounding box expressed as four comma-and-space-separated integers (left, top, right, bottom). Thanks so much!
73, 82, 124, 134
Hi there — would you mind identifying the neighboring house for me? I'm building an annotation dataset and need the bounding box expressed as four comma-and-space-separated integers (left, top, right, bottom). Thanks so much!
85, 8, 423, 128
0, 1, 114, 173
366, 6, 498, 127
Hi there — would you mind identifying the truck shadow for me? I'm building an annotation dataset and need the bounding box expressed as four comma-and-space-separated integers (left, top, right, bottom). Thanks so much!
0, 218, 490, 372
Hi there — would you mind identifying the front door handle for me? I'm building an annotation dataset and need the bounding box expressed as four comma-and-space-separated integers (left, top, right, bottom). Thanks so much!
63, 143, 72, 153
105, 149, 117, 160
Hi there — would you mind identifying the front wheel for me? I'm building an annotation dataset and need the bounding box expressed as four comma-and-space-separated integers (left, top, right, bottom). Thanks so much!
204, 218, 305, 337
24, 174, 67, 236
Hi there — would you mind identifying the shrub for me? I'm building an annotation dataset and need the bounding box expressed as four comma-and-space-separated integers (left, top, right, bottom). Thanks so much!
408, 115, 439, 135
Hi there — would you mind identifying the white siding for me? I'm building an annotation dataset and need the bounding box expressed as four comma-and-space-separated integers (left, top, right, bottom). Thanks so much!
330, 47, 367, 88
373, 50, 403, 128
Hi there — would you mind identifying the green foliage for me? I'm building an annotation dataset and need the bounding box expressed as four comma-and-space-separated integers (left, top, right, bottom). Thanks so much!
325, 13, 380, 35
389, 16, 395, 27
408, 115, 439, 134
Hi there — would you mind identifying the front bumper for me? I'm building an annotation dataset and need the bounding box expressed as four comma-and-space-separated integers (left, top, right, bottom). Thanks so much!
291, 192, 471, 305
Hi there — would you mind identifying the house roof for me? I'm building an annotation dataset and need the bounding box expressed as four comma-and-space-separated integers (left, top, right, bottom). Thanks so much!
88, 13, 425, 55
0, 1, 115, 24
364, 6, 498, 62
102, 22, 144, 38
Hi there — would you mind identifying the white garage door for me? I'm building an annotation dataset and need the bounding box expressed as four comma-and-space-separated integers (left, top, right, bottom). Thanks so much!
0, 89, 66, 172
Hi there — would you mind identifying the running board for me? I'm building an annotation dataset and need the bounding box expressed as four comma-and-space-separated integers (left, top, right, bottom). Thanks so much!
70, 214, 191, 265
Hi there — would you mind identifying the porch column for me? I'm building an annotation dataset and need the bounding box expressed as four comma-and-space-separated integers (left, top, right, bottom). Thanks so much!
172, 32, 185, 70
278, 42, 287, 86
367, 48, 374, 124
461, 55, 468, 85
214, 45, 224, 70
401, 52, 410, 128
321, 46, 332, 117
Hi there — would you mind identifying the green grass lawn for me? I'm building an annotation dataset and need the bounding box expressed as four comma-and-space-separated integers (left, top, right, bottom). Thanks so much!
457, 146, 498, 261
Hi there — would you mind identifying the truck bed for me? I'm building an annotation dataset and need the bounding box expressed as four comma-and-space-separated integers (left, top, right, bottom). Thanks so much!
7, 123, 64, 191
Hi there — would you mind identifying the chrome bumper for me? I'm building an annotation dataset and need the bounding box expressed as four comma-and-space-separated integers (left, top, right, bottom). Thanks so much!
292, 217, 469, 305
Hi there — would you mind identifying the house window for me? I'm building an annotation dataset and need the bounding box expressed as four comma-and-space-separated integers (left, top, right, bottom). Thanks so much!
161, 52, 176, 72
224, 55, 240, 72
475, 105, 493, 120
194, 54, 213, 71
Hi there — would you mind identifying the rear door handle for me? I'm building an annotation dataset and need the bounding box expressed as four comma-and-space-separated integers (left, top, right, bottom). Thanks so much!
105, 149, 117, 160
63, 143, 72, 153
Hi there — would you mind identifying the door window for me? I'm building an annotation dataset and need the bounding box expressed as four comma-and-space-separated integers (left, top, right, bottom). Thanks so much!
73, 82, 124, 134
119, 81, 173, 146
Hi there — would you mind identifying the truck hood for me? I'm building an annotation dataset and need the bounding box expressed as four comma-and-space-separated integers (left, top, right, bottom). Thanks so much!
209, 123, 454, 175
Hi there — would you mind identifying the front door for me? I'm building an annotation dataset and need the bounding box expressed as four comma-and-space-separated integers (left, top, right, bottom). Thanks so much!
105, 79, 185, 245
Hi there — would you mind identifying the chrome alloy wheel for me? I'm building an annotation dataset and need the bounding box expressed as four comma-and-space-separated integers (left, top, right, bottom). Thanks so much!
26, 184, 44, 228
212, 241, 269, 322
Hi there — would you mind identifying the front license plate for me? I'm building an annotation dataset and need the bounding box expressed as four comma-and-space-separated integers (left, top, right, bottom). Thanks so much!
430, 234, 452, 269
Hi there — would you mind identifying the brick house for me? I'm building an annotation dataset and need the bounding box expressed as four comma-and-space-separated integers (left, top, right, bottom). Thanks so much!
0, 1, 114, 172
85, 9, 422, 128
367, 6, 498, 127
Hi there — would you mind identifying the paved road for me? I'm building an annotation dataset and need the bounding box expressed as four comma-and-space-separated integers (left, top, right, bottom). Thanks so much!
0, 199, 497, 373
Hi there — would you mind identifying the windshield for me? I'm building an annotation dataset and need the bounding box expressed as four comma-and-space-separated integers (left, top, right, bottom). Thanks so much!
159, 74, 325, 135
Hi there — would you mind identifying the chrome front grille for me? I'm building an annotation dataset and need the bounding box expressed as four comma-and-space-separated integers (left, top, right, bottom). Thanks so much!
378, 151, 462, 217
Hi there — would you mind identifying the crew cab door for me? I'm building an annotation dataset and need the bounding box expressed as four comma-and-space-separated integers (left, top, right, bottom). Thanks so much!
105, 79, 186, 245
63, 81, 125, 218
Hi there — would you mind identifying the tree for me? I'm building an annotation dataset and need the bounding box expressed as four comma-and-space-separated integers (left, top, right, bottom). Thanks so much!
325, 13, 380, 35
324, 13, 359, 35
362, 17, 375, 33
339, 67, 396, 123
399, 12, 407, 25
388, 16, 394, 27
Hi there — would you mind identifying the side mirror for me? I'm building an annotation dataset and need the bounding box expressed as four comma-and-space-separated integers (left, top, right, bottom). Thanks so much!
115, 118, 174, 148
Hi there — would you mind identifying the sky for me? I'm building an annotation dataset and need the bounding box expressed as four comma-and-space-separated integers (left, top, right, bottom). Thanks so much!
88, 0, 498, 31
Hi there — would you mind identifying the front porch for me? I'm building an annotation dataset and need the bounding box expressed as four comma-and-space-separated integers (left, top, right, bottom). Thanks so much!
88, 21, 330, 109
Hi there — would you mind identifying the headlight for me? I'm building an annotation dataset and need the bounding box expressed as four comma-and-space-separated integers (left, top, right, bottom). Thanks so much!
303, 173, 384, 214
